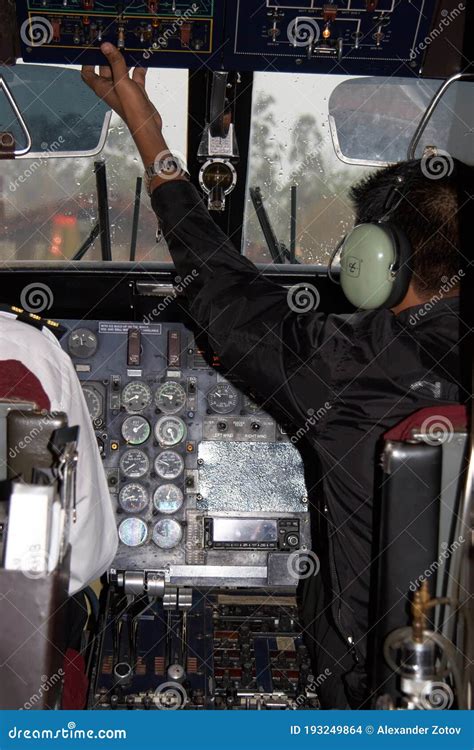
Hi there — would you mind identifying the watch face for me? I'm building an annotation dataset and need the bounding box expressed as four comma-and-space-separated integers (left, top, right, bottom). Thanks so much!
146, 156, 188, 185
162, 158, 178, 174
161, 158, 183, 178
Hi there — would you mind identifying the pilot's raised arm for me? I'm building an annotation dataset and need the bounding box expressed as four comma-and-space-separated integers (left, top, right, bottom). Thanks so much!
0, 310, 118, 594
81, 46, 339, 424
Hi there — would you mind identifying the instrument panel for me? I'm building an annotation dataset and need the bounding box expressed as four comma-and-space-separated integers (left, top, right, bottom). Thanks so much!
16, 0, 438, 75
17, 0, 219, 67
59, 319, 311, 589
229, 0, 438, 74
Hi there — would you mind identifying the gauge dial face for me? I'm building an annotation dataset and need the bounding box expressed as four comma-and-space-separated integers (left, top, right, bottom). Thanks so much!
82, 385, 102, 420
202, 162, 234, 191
121, 415, 151, 445
122, 381, 152, 413
118, 517, 148, 547
155, 382, 187, 414
207, 383, 239, 414
119, 483, 149, 513
68, 328, 98, 359
119, 449, 150, 479
153, 484, 184, 514
154, 450, 184, 480
154, 416, 187, 447
152, 518, 183, 549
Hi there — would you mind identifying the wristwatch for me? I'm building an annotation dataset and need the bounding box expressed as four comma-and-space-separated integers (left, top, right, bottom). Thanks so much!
143, 155, 189, 195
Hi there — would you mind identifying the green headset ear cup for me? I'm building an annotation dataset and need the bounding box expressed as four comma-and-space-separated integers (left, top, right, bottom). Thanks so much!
339, 223, 412, 310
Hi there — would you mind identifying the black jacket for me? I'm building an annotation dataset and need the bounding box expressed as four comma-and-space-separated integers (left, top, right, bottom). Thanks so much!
152, 180, 463, 683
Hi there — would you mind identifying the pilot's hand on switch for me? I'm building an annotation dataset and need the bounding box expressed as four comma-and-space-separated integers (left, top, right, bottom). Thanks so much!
82, 43, 179, 185
81, 43, 162, 133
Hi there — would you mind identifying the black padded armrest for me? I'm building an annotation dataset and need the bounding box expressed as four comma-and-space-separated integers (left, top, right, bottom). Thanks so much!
369, 440, 442, 703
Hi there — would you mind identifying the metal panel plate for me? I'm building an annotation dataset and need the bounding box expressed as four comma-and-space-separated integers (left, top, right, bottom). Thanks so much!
197, 441, 307, 513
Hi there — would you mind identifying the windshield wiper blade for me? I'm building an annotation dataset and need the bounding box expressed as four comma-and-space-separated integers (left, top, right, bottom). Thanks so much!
71, 169, 139, 262
71, 222, 100, 261
94, 160, 112, 262
249, 186, 299, 264
129, 176, 142, 262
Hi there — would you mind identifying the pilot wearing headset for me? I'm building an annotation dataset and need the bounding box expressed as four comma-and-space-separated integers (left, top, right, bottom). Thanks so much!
0, 308, 118, 595
82, 45, 472, 709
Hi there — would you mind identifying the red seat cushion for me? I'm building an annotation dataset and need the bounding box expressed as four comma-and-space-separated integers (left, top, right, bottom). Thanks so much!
384, 405, 468, 442
62, 648, 89, 710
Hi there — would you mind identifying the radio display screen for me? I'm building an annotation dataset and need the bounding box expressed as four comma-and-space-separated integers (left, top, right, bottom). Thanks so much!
212, 518, 278, 543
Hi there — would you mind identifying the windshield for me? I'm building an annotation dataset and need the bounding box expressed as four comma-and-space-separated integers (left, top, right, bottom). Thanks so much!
0, 62, 188, 264
242, 72, 474, 266
1, 64, 471, 267
243, 73, 372, 266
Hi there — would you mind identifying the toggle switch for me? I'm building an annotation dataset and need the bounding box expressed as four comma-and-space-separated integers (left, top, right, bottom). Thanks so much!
167, 330, 181, 368
127, 328, 141, 366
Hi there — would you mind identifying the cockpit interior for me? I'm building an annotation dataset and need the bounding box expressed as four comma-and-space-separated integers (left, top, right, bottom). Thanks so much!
0, 0, 472, 716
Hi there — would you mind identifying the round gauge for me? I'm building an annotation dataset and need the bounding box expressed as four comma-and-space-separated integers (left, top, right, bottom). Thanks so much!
68, 328, 98, 359
153, 484, 184, 514
118, 483, 149, 513
152, 518, 183, 549
244, 394, 263, 414
207, 383, 239, 414
122, 382, 152, 413
119, 449, 150, 479
154, 416, 187, 447
154, 450, 184, 480
82, 385, 102, 420
155, 382, 187, 414
200, 161, 236, 192
118, 517, 148, 547
121, 415, 151, 445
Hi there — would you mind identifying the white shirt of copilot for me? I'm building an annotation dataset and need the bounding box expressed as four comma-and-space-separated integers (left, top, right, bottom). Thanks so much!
0, 311, 118, 594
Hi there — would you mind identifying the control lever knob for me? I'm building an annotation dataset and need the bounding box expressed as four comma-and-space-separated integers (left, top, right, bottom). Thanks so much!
167, 663, 186, 683
113, 661, 133, 685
